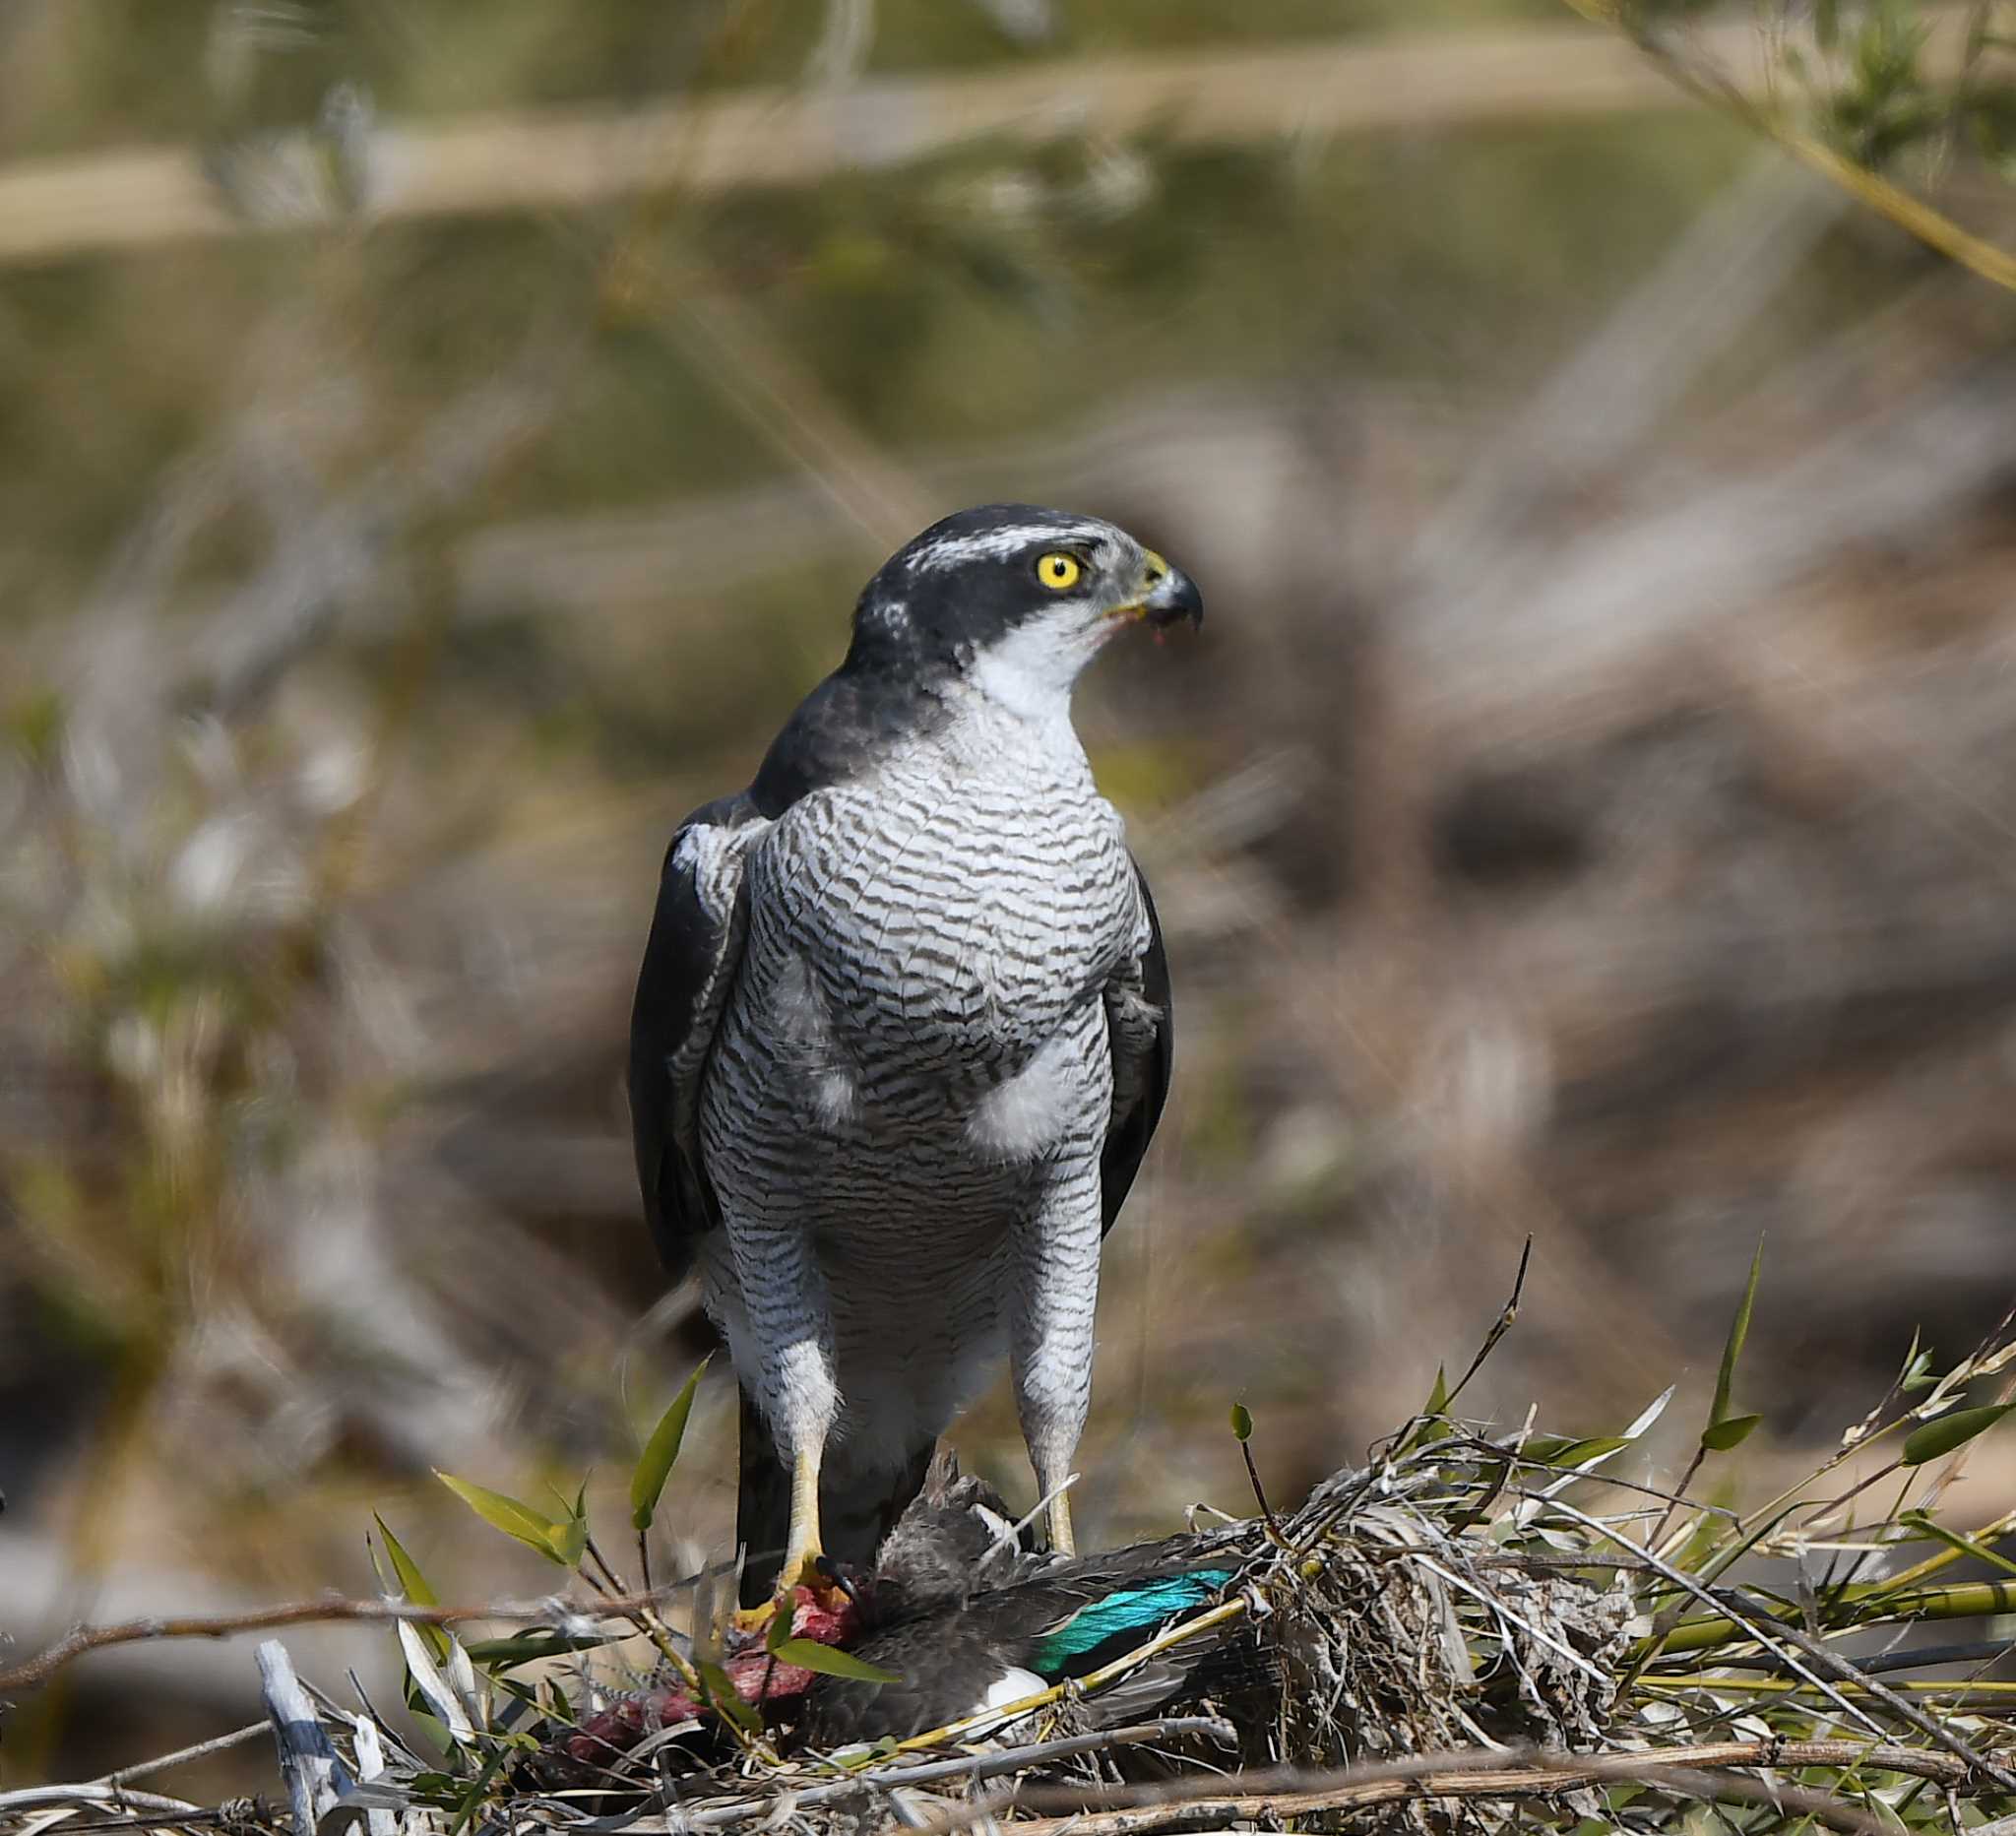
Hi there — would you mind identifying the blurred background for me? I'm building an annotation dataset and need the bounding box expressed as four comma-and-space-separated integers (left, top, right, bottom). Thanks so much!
6, 0, 2016, 1794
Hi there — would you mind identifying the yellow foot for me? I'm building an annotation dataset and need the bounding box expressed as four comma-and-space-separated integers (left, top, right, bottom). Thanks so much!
729, 1548, 834, 1638
733, 1444, 830, 1635
730, 1594, 783, 1638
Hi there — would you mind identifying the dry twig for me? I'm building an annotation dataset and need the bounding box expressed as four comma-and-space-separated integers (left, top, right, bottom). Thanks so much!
0, 1585, 686, 1694
886, 1741, 1954, 1836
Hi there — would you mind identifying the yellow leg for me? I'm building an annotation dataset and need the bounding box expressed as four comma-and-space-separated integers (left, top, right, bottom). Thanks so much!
733, 1443, 826, 1633
1047, 1488, 1075, 1557
780, 1441, 825, 1585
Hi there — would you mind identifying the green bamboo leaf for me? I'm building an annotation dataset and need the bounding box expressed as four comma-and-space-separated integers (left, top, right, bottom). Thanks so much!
770, 1639, 904, 1684
766, 1597, 796, 1654
1228, 1402, 1253, 1442
833, 1737, 901, 1770
1531, 1435, 1631, 1468
465, 1628, 618, 1670
406, 1715, 455, 1763
1903, 1402, 2016, 1466
631, 1356, 712, 1532
1703, 1235, 1765, 1451
373, 1514, 449, 1663
434, 1471, 567, 1564
551, 1477, 589, 1569
1406, 1365, 1455, 1449
1700, 1413, 1762, 1452
373, 1514, 440, 1606
447, 1739, 512, 1836
1897, 1510, 2016, 1580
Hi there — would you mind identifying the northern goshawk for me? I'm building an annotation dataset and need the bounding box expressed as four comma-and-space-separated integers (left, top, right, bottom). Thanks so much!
628, 504, 1201, 1613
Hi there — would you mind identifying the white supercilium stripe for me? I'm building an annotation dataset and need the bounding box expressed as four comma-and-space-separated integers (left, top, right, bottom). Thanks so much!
904, 525, 1106, 572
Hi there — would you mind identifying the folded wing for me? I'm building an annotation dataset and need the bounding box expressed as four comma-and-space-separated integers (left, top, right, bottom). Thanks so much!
627, 793, 766, 1284
1100, 855, 1174, 1235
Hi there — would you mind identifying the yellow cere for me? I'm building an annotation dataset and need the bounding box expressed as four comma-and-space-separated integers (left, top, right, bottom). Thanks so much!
1037, 551, 1083, 591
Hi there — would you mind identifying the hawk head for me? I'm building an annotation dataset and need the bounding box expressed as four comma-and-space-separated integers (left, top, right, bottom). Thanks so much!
847, 504, 1202, 719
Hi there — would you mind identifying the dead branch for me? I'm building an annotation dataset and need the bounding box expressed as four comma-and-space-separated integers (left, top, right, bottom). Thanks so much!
0, 1785, 209, 1819
0, 1584, 687, 1694
1756, 1611, 2016, 1796
257, 1641, 348, 1836
95, 1723, 273, 1788
890, 1741, 1964, 1836
663, 1718, 1238, 1828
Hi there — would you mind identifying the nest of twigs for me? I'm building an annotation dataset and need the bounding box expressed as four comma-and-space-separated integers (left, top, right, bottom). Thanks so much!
9, 1286, 2016, 1835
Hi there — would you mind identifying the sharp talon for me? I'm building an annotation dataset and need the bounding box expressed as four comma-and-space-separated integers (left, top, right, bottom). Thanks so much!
729, 1545, 836, 1640
814, 1552, 862, 1607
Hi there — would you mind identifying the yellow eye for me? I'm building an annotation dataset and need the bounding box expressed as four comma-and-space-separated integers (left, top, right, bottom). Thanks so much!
1036, 551, 1083, 592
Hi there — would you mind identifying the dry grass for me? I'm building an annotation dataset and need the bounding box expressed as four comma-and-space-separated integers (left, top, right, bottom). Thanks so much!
10, 1294, 2016, 1834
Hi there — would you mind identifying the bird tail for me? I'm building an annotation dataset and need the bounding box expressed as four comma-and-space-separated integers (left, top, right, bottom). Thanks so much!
735, 1389, 936, 1606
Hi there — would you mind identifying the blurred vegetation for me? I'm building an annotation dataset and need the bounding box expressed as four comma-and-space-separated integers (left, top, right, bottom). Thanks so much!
5, 0, 2016, 1800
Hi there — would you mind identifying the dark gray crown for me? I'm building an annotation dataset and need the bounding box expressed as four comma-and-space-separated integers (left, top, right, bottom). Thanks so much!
845, 503, 1129, 674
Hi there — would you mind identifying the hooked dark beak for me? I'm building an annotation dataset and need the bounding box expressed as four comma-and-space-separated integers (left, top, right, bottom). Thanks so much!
1139, 551, 1204, 630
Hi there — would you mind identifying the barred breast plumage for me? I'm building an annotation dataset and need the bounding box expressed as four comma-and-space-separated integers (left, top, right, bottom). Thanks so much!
699, 701, 1135, 1468
627, 503, 1200, 1608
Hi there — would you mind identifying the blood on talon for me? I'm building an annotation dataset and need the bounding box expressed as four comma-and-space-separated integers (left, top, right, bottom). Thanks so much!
725, 1581, 861, 1656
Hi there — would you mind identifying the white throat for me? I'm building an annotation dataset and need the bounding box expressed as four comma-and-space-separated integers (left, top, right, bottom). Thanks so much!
966, 617, 1100, 734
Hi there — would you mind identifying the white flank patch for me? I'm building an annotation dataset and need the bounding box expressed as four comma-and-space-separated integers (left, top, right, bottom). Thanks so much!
968, 1028, 1080, 1159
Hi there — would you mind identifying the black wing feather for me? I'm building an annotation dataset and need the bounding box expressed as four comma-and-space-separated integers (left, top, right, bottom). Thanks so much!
627, 792, 758, 1285
630, 663, 905, 1286
1100, 856, 1174, 1235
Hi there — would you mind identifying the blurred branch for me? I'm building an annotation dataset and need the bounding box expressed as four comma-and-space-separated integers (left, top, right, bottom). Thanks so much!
1408, 151, 1850, 597
1561, 0, 2016, 293
0, 19, 1954, 269
453, 383, 1338, 616
1408, 357, 2016, 740
806, 0, 876, 90
200, 321, 583, 718
0, 1583, 687, 1695
658, 284, 932, 554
